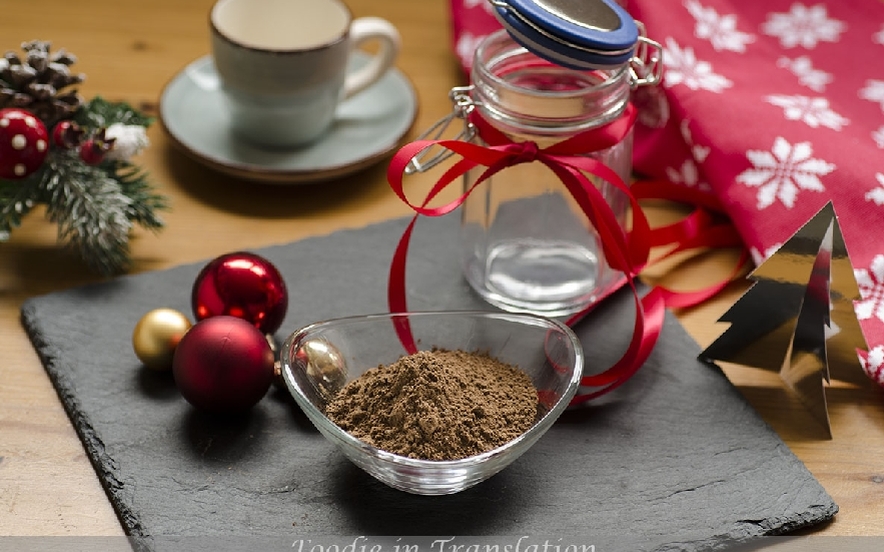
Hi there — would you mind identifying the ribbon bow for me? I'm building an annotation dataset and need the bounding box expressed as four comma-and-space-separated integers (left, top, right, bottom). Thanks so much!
387, 103, 747, 403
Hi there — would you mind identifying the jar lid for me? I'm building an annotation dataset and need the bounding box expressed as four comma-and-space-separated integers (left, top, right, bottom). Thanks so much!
491, 0, 639, 70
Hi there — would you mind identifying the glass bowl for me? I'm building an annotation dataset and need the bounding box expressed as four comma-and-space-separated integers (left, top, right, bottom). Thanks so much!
279, 311, 583, 495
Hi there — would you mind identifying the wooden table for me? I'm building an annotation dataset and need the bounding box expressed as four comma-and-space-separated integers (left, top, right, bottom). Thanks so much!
1, 0, 882, 539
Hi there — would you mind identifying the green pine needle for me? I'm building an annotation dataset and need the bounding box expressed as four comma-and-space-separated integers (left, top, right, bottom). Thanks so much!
108, 160, 168, 231
74, 96, 155, 129
38, 149, 134, 275
0, 177, 40, 241
0, 98, 168, 275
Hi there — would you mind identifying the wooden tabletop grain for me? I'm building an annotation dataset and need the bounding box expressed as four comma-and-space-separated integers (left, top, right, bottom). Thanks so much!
1, 0, 882, 539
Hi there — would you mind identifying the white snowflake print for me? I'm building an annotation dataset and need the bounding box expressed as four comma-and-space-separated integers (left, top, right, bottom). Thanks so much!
776, 56, 833, 92
684, 0, 755, 52
873, 126, 884, 148
455, 32, 486, 69
750, 243, 783, 266
665, 159, 710, 191
875, 25, 884, 46
692, 144, 710, 163
859, 80, 884, 112
762, 3, 846, 49
679, 120, 711, 163
865, 173, 884, 205
662, 38, 732, 92
766, 95, 848, 130
860, 346, 884, 387
666, 159, 698, 186
463, 0, 494, 14
736, 137, 834, 209
855, 254, 884, 323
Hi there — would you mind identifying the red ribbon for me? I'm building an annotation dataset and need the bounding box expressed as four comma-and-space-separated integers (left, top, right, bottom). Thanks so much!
387, 103, 748, 403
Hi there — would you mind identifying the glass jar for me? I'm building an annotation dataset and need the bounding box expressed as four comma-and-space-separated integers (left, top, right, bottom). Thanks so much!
459, 29, 635, 316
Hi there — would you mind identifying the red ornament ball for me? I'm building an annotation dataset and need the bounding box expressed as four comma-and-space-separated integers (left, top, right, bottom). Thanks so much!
192, 252, 288, 334
172, 315, 276, 413
0, 108, 49, 179
79, 137, 112, 165
51, 120, 84, 149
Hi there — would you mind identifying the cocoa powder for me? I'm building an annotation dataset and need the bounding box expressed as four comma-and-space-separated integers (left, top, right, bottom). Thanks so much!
325, 349, 538, 460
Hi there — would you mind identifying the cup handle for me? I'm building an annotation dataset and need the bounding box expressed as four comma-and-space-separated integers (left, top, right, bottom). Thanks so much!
343, 17, 400, 99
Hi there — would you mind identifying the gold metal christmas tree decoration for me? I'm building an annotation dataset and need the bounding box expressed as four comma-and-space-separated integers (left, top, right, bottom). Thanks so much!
700, 202, 868, 438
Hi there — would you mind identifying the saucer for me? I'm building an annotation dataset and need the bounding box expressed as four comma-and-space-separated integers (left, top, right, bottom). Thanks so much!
159, 54, 418, 184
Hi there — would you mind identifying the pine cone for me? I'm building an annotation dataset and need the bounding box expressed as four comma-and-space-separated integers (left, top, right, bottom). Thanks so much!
0, 40, 86, 127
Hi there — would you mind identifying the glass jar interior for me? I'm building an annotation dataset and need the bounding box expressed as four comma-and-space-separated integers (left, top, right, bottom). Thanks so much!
460, 29, 633, 316
471, 29, 631, 138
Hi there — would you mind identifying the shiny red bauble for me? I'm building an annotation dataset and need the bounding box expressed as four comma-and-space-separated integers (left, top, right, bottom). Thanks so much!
0, 108, 49, 179
172, 316, 276, 414
192, 252, 288, 334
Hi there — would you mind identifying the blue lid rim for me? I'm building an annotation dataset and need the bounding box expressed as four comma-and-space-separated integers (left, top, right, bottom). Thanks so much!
502, 0, 639, 52
494, 6, 636, 70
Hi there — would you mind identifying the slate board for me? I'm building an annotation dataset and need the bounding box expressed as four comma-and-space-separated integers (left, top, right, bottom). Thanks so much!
21, 214, 837, 551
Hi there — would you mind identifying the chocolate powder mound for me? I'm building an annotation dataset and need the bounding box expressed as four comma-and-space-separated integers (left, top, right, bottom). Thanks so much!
324, 349, 539, 460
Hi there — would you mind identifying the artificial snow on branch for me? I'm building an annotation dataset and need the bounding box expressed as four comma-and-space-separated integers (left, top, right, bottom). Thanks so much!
0, 40, 167, 275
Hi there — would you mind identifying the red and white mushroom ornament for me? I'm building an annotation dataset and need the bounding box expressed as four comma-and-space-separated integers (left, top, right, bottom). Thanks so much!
0, 108, 49, 180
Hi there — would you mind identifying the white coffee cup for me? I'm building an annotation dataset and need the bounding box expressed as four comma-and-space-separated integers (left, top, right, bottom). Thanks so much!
210, 0, 400, 149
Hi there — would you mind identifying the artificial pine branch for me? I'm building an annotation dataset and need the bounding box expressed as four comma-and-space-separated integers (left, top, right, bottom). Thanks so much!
107, 160, 167, 230
1, 41, 167, 274
0, 177, 39, 240
74, 96, 153, 129
37, 148, 134, 275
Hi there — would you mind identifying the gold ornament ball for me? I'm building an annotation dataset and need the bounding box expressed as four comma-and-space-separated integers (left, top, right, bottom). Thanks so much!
132, 308, 193, 371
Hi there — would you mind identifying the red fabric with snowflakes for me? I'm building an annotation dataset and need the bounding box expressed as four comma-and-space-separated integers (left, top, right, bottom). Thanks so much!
448, 0, 884, 386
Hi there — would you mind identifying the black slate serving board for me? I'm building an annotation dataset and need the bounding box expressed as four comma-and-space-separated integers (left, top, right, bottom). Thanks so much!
21, 214, 836, 551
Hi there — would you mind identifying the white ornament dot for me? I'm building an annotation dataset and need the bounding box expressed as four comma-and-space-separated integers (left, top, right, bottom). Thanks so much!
37, 139, 47, 152
0, 118, 8, 127
11, 134, 27, 150
25, 116, 37, 128
14, 163, 26, 176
